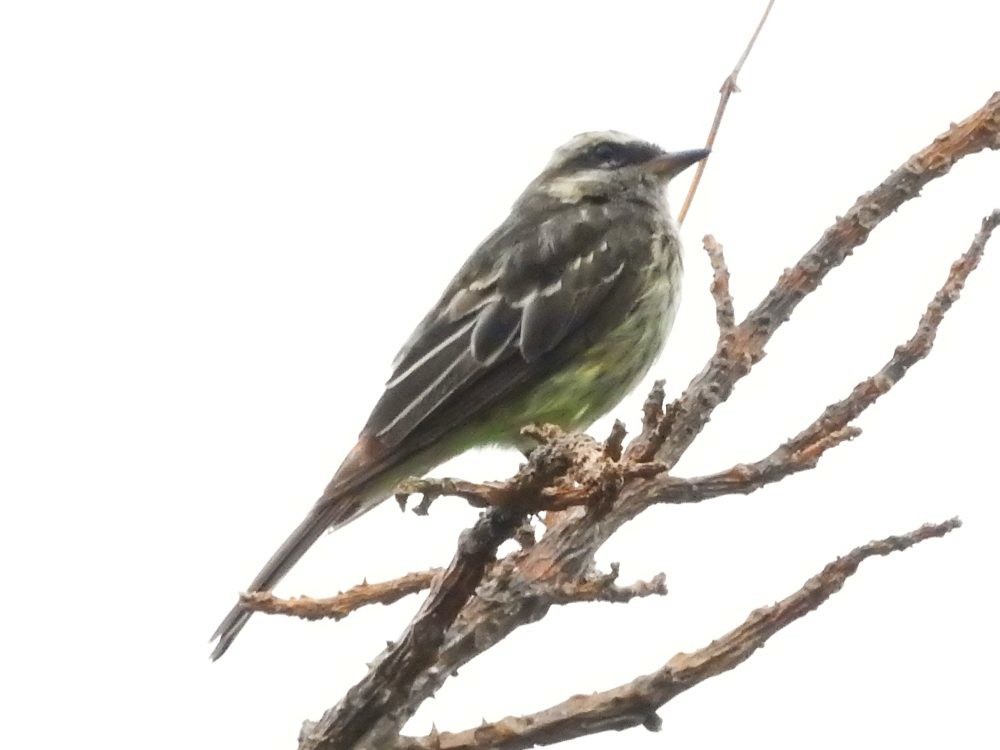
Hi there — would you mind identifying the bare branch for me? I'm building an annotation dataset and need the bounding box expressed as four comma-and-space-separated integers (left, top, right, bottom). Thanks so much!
288, 81, 1000, 750
538, 564, 667, 606
602, 420, 628, 462
783, 209, 1000, 455
299, 429, 596, 750
655, 425, 861, 506
399, 519, 961, 749
396, 477, 514, 515
299, 507, 524, 750
241, 569, 442, 622
655, 93, 1000, 468
362, 103, 1000, 744
644, 208, 999, 506
677, 0, 776, 226
703, 234, 736, 335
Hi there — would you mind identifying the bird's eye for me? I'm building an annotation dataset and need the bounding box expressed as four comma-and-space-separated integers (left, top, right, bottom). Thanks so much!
593, 143, 617, 163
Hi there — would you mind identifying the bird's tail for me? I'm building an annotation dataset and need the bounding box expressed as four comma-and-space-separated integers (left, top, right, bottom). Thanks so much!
209, 485, 380, 661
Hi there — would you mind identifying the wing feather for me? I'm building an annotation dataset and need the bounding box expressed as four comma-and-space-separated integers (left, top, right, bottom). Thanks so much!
363, 200, 654, 449
471, 299, 521, 364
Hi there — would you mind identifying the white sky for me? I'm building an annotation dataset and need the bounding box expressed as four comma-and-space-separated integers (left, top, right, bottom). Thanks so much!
2, 1, 998, 748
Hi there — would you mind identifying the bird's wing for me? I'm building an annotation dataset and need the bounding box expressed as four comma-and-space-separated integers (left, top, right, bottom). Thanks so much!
209, 200, 655, 659
362, 200, 645, 451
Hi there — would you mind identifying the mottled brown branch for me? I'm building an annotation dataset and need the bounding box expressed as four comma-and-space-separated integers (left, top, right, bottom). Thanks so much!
241, 569, 442, 622
623, 379, 669, 463
676, 0, 776, 226
299, 429, 591, 750
397, 477, 514, 515
537, 563, 667, 606
783, 208, 1000, 455
635, 208, 999, 507
400, 427, 669, 519
655, 93, 1000, 469
399, 519, 960, 749
300, 507, 524, 750
601, 420, 628, 462
703, 234, 736, 334
653, 425, 861, 507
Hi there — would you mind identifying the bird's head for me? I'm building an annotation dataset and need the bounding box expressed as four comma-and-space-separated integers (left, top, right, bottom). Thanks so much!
523, 131, 709, 206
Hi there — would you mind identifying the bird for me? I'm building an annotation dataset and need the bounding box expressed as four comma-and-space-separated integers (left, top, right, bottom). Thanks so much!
211, 131, 709, 660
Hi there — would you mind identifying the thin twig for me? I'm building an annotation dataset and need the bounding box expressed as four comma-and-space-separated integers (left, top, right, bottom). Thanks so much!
677, 0, 776, 226
241, 569, 442, 621
398, 519, 960, 749
782, 209, 1000, 455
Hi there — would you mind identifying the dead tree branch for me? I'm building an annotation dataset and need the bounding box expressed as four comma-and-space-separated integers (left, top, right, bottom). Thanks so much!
241, 569, 442, 621
305, 95, 998, 749
702, 234, 736, 335
652, 92, 1000, 470
398, 519, 961, 750
298, 429, 603, 750
782, 208, 1000, 454
536, 564, 667, 606
278, 80, 1000, 750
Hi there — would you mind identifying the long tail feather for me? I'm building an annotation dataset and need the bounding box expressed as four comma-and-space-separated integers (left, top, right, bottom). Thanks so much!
210, 437, 393, 660
209, 488, 380, 661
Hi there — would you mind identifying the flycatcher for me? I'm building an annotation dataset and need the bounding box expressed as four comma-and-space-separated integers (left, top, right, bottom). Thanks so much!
211, 132, 708, 659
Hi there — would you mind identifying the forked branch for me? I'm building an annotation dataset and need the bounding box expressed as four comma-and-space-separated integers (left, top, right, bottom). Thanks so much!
281, 54, 1000, 750
397, 519, 961, 750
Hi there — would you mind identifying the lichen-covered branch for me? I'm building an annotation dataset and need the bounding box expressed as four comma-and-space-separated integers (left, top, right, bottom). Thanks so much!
241, 569, 442, 621
397, 519, 961, 750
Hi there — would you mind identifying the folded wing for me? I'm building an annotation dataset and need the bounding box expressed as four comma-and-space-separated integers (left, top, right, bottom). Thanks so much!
364, 202, 639, 450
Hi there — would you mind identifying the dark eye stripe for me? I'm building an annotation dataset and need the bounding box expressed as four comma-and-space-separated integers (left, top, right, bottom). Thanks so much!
562, 140, 664, 173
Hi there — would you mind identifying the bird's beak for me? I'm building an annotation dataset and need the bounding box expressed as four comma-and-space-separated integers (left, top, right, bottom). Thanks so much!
645, 148, 711, 179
